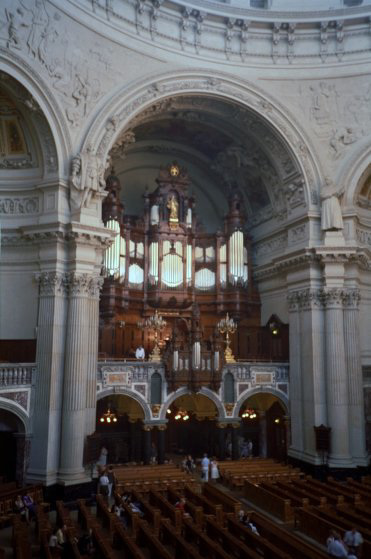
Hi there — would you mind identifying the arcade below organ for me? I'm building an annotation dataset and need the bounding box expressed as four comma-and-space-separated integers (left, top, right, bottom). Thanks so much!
99, 163, 288, 390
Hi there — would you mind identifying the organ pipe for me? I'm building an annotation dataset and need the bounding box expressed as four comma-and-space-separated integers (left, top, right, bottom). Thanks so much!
104, 219, 120, 277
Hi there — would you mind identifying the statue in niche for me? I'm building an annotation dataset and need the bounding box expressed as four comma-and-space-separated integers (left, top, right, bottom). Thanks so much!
167, 194, 179, 222
320, 177, 344, 231
69, 146, 106, 210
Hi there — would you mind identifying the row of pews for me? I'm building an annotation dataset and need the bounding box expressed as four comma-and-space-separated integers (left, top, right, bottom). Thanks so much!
113, 463, 197, 493
243, 473, 371, 555
218, 458, 304, 489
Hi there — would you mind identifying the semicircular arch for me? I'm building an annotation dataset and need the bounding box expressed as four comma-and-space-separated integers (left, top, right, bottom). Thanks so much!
160, 386, 225, 420
97, 388, 151, 421
0, 398, 29, 434
81, 68, 322, 214
234, 386, 289, 418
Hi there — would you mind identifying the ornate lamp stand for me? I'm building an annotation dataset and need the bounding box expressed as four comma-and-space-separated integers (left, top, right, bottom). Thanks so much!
138, 310, 167, 362
217, 313, 237, 363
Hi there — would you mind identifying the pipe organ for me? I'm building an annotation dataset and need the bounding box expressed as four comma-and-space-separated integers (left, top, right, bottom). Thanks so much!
100, 163, 287, 384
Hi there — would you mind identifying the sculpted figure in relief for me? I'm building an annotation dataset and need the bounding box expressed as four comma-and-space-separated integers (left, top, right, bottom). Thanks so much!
69, 146, 106, 210
320, 177, 344, 231
20, 0, 49, 59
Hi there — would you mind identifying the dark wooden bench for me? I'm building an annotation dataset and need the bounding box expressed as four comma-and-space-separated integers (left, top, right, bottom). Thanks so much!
184, 486, 223, 525
244, 480, 294, 522
131, 490, 161, 536
149, 490, 182, 533
276, 481, 327, 506
202, 483, 240, 515
112, 519, 146, 559
168, 487, 203, 528
135, 520, 173, 559
205, 515, 262, 559
183, 517, 232, 559
295, 479, 344, 506
226, 514, 291, 559
160, 517, 203, 559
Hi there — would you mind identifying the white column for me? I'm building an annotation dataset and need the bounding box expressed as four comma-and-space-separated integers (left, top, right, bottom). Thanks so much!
28, 272, 68, 485
324, 289, 352, 467
59, 274, 101, 484
299, 289, 326, 463
287, 292, 304, 459
343, 289, 368, 465
85, 280, 102, 436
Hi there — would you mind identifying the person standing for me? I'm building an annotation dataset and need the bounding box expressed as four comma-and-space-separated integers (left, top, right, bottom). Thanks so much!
201, 453, 210, 482
210, 458, 219, 482
107, 466, 115, 497
99, 471, 110, 498
247, 439, 253, 458
135, 345, 145, 360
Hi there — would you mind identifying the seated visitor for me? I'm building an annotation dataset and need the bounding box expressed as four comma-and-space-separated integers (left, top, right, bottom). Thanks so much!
135, 345, 145, 360
77, 530, 95, 555
343, 527, 363, 558
327, 531, 350, 558
22, 493, 36, 520
14, 495, 27, 521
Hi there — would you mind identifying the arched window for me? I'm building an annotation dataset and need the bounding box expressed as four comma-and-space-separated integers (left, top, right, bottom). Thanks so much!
224, 372, 235, 404
150, 372, 162, 404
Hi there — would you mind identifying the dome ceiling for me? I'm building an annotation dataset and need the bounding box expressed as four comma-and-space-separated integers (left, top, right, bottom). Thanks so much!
109, 95, 302, 231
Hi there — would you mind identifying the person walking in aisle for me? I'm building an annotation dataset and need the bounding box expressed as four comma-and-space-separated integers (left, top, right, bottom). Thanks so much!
201, 453, 210, 482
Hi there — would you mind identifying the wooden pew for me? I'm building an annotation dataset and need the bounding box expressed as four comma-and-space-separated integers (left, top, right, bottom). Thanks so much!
295, 478, 344, 506
182, 517, 232, 559
205, 515, 262, 559
114, 492, 141, 537
184, 486, 223, 525
251, 510, 329, 559
260, 481, 310, 509
131, 490, 161, 536
276, 481, 327, 506
336, 503, 371, 532
326, 478, 362, 503
244, 481, 294, 523
96, 494, 116, 531
225, 515, 291, 559
149, 490, 182, 533
167, 487, 203, 528
160, 517, 203, 559
202, 483, 240, 515
13, 515, 31, 559
112, 519, 146, 559
135, 520, 173, 559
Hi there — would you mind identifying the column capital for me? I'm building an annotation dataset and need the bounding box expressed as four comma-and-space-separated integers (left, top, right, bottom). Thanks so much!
322, 287, 346, 308
288, 288, 324, 311
35, 271, 68, 297
342, 288, 360, 309
216, 422, 228, 429
66, 273, 104, 298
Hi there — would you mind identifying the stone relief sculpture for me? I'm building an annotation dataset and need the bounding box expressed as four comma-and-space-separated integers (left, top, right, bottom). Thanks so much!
69, 146, 107, 211
320, 176, 344, 231
329, 127, 358, 159
4, 8, 25, 49
19, 0, 49, 59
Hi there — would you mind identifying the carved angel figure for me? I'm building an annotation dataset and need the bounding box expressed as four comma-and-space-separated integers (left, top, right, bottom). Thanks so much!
320, 177, 344, 231
69, 147, 107, 211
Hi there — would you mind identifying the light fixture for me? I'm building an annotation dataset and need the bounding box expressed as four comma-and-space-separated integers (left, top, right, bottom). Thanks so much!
274, 418, 280, 424
242, 408, 257, 419
137, 310, 167, 362
167, 408, 172, 415
99, 407, 118, 424
174, 409, 189, 421
217, 313, 237, 363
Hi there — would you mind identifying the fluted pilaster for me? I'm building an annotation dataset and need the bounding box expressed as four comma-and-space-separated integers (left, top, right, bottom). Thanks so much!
59, 273, 102, 483
324, 288, 352, 467
85, 278, 103, 435
28, 272, 68, 484
287, 292, 304, 455
343, 290, 368, 465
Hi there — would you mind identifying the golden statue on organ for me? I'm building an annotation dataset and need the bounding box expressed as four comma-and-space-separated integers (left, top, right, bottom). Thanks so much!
100, 163, 288, 390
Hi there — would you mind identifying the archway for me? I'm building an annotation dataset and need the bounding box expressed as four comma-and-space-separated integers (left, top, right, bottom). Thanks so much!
166, 393, 219, 459
0, 407, 27, 484
88, 394, 145, 465
238, 393, 288, 461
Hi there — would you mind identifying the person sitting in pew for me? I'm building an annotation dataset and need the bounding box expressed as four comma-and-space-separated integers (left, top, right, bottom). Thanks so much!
77, 530, 95, 556
327, 531, 357, 558
343, 527, 363, 558
175, 497, 190, 517
238, 510, 260, 535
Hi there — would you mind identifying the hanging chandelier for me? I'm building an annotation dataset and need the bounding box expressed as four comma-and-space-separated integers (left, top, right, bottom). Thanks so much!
174, 409, 190, 421
242, 408, 257, 419
99, 407, 118, 424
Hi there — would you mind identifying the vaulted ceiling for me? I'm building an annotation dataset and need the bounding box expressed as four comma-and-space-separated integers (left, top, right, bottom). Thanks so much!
110, 95, 302, 232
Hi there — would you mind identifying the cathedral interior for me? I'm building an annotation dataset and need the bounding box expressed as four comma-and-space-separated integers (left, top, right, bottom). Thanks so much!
0, 0, 370, 536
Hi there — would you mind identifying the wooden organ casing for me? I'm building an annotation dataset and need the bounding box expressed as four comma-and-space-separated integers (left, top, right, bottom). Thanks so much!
99, 164, 288, 388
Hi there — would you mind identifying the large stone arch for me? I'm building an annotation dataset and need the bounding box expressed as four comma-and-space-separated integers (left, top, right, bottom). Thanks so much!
0, 397, 30, 435
338, 140, 371, 209
160, 386, 226, 421
234, 386, 289, 419
97, 387, 151, 421
81, 69, 322, 215
0, 53, 71, 177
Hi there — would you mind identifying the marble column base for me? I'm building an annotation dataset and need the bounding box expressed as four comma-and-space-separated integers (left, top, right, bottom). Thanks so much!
57, 468, 92, 486
288, 447, 325, 466
27, 469, 58, 486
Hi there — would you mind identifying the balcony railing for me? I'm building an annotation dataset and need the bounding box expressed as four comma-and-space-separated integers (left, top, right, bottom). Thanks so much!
0, 364, 36, 386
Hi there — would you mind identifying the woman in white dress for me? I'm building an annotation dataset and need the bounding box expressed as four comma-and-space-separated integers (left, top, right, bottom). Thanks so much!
210, 459, 220, 482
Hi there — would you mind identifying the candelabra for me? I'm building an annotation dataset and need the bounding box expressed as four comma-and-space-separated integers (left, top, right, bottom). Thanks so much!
217, 313, 237, 363
138, 310, 167, 362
